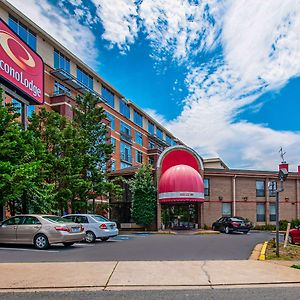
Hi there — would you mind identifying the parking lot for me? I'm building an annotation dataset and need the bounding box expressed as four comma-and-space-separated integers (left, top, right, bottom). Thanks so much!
0, 231, 273, 262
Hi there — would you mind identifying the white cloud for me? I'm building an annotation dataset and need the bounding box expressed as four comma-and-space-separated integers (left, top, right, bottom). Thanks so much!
7, 0, 98, 65
144, 108, 167, 127
91, 0, 139, 52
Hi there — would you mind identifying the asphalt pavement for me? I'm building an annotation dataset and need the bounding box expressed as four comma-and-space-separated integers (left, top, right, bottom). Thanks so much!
0, 231, 272, 262
1, 287, 300, 300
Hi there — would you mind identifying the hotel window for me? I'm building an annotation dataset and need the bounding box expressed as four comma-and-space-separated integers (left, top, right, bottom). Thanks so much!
12, 99, 22, 114
134, 110, 143, 127
148, 121, 154, 135
120, 142, 131, 163
256, 203, 266, 222
136, 150, 143, 164
256, 180, 265, 197
77, 67, 93, 90
204, 178, 210, 196
156, 127, 163, 140
54, 49, 70, 73
27, 105, 35, 118
269, 203, 276, 222
119, 99, 130, 118
120, 162, 131, 169
111, 138, 116, 153
54, 81, 71, 96
135, 131, 143, 146
148, 140, 155, 149
222, 203, 232, 217
120, 121, 131, 136
9, 15, 37, 50
268, 181, 277, 197
166, 135, 172, 146
148, 156, 154, 166
105, 112, 115, 130
111, 160, 116, 171
102, 86, 114, 108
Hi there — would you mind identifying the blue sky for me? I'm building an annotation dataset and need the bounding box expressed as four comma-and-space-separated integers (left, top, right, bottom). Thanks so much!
8, 0, 300, 170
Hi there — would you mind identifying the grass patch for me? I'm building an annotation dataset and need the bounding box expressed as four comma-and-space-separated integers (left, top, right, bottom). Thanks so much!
266, 238, 300, 261
291, 264, 300, 269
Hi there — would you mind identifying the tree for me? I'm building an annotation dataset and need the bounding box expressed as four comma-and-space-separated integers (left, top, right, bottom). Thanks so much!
0, 89, 55, 214
130, 164, 157, 229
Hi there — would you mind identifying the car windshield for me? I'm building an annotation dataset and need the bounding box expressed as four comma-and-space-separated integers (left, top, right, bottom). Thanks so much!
92, 215, 109, 222
42, 216, 73, 223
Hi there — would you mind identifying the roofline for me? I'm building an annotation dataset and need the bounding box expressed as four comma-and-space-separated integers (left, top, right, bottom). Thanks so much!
203, 157, 229, 169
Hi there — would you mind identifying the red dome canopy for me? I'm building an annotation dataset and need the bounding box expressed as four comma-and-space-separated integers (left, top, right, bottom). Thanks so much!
158, 164, 204, 203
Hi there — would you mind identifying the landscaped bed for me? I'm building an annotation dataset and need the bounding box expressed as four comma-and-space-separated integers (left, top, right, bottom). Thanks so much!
266, 238, 300, 261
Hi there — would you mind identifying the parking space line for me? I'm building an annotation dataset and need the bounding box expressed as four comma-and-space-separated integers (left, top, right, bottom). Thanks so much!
0, 247, 59, 253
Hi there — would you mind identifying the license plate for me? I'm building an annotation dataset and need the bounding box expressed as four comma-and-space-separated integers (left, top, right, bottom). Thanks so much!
110, 225, 114, 229
71, 227, 80, 233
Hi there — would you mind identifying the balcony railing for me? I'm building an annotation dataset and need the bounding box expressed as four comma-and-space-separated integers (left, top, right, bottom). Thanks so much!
51, 68, 106, 102
120, 152, 132, 164
149, 134, 169, 147
120, 131, 132, 144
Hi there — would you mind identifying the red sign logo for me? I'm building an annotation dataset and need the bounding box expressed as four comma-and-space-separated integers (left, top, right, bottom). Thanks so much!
0, 19, 44, 104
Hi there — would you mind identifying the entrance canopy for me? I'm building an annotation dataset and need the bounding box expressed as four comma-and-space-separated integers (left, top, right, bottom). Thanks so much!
159, 164, 204, 203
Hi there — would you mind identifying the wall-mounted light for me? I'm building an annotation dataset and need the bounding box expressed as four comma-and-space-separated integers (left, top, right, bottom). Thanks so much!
218, 196, 223, 201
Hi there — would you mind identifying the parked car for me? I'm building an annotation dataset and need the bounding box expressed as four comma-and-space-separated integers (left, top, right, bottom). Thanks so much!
287, 225, 300, 245
212, 216, 252, 234
62, 214, 119, 243
0, 215, 85, 250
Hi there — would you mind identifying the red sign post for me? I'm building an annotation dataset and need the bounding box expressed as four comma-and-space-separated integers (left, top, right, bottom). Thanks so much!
0, 18, 44, 104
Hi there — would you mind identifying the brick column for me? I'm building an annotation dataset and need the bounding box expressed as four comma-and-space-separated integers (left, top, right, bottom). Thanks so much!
265, 178, 270, 224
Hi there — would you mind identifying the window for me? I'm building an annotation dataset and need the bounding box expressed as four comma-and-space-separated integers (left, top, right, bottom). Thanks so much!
27, 105, 35, 118
156, 127, 163, 140
9, 15, 37, 50
256, 203, 265, 222
2, 216, 24, 226
54, 81, 71, 96
77, 67, 93, 89
269, 203, 276, 222
204, 178, 210, 196
54, 49, 70, 73
148, 156, 154, 166
111, 160, 116, 171
111, 138, 116, 153
75, 216, 89, 223
23, 217, 41, 225
166, 135, 172, 146
102, 86, 114, 108
148, 140, 155, 149
134, 110, 143, 127
12, 99, 22, 114
120, 99, 130, 118
148, 121, 154, 135
256, 180, 265, 197
105, 112, 115, 130
222, 203, 232, 217
120, 121, 131, 136
121, 162, 131, 169
120, 142, 131, 163
268, 181, 277, 197
136, 150, 143, 164
135, 131, 143, 146
171, 139, 177, 146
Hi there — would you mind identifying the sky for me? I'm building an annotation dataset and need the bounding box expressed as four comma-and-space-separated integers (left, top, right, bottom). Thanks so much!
7, 0, 300, 171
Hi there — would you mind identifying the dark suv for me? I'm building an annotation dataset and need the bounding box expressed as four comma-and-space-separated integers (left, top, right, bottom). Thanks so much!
212, 217, 252, 234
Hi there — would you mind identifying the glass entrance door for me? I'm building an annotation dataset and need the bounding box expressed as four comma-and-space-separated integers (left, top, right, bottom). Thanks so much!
161, 203, 198, 230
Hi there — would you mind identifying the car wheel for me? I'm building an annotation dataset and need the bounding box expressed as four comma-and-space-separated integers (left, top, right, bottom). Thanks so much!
243, 231, 249, 234
100, 237, 109, 242
63, 242, 74, 247
225, 226, 230, 234
288, 235, 294, 245
34, 234, 49, 250
85, 231, 96, 243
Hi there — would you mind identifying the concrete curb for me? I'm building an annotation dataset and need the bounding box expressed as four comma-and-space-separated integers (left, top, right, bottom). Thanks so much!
193, 231, 220, 235
249, 243, 263, 260
259, 241, 268, 261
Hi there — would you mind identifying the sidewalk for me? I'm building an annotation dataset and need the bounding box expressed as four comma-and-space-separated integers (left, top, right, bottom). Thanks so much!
0, 260, 299, 291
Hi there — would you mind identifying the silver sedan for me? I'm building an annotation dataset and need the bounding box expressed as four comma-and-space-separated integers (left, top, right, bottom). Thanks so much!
0, 215, 85, 249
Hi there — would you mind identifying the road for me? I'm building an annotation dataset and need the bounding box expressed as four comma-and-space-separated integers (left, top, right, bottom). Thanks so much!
0, 231, 272, 262
1, 287, 300, 300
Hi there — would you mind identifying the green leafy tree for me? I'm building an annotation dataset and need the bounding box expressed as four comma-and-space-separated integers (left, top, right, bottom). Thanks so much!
0, 89, 54, 214
130, 164, 157, 229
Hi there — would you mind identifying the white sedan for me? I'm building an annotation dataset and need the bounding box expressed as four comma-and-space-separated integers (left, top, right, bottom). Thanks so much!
63, 214, 119, 243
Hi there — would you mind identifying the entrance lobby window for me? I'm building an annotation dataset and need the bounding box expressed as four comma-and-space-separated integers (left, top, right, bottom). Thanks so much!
222, 203, 231, 217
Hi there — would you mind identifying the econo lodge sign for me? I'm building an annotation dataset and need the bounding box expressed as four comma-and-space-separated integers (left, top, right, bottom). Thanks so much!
0, 18, 44, 104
